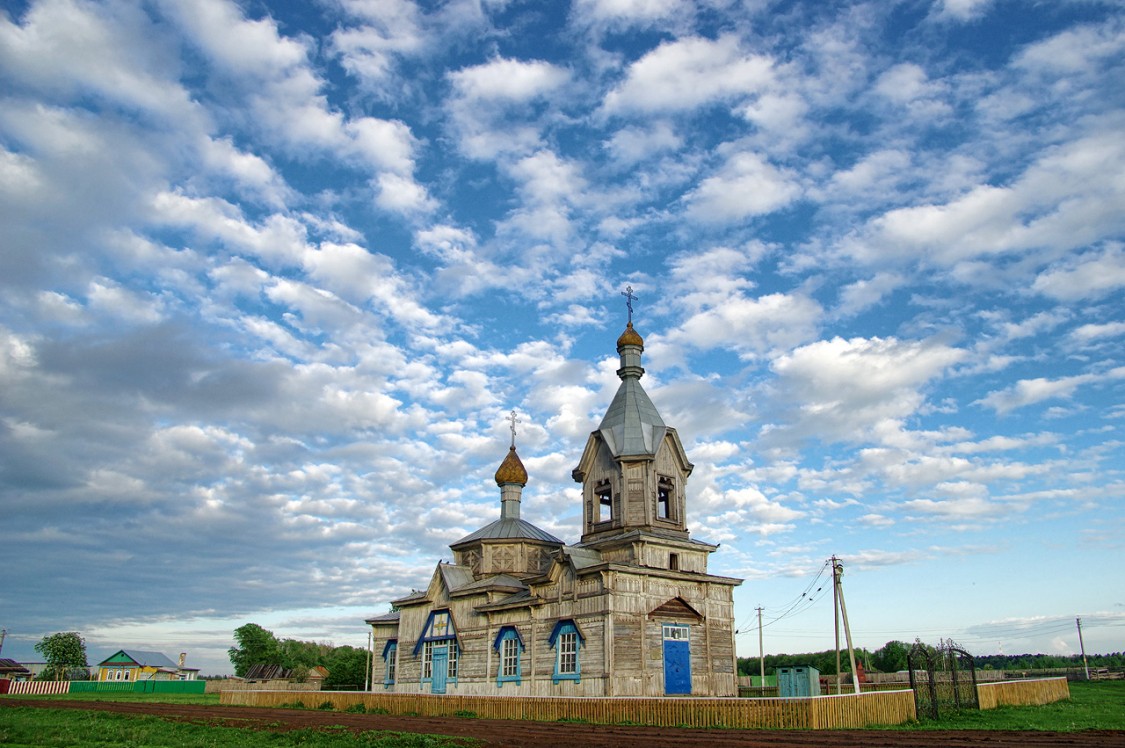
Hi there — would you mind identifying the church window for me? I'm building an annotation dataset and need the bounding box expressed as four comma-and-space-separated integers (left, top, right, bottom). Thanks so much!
669, 553, 679, 571
448, 641, 459, 679
548, 620, 584, 683
422, 640, 434, 680
494, 626, 523, 686
657, 476, 674, 520
383, 641, 397, 686
595, 480, 613, 523
663, 623, 689, 641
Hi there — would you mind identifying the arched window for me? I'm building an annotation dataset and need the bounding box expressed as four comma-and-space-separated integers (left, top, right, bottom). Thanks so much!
595, 480, 613, 523
382, 640, 397, 686
549, 620, 584, 683
657, 475, 674, 520
493, 626, 523, 687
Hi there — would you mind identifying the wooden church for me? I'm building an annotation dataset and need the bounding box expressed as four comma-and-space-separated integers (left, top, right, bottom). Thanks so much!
367, 315, 742, 697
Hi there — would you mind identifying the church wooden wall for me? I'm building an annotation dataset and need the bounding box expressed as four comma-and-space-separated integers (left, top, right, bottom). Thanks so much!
374, 558, 737, 697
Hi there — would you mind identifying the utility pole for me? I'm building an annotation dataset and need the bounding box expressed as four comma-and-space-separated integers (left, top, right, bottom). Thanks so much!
365, 631, 372, 692
832, 555, 841, 694
0, 628, 6, 656
833, 558, 861, 694
1076, 617, 1090, 681
757, 606, 765, 683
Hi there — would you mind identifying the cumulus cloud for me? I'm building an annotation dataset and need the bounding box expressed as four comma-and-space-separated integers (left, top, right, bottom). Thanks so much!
976, 367, 1125, 414
602, 35, 774, 114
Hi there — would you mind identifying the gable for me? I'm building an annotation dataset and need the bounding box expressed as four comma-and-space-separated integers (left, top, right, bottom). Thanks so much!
648, 596, 704, 621
100, 651, 136, 666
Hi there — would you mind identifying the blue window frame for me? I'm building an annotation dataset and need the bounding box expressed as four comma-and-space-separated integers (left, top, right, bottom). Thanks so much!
493, 626, 523, 687
382, 640, 397, 687
548, 620, 584, 683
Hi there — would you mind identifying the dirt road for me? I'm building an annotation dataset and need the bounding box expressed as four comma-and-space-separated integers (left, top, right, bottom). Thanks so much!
3, 697, 1124, 747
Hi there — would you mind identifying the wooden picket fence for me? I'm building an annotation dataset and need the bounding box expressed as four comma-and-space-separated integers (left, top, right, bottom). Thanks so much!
978, 677, 1070, 710
5, 680, 70, 695
221, 688, 918, 729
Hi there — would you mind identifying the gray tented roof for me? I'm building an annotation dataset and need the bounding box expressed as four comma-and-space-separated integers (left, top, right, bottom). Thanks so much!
597, 376, 667, 458
451, 517, 563, 547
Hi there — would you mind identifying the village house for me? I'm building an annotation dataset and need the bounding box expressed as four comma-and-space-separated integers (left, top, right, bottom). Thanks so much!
367, 315, 742, 697
96, 650, 199, 681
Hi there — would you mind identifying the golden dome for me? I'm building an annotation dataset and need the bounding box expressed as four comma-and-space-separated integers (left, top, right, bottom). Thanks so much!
494, 446, 528, 486
617, 321, 644, 349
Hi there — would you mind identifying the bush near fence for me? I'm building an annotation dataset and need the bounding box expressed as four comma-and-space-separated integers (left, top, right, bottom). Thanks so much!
221, 689, 917, 729
978, 677, 1070, 710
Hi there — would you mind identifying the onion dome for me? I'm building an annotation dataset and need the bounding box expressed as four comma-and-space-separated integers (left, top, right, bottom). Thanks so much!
494, 445, 528, 486
617, 321, 644, 350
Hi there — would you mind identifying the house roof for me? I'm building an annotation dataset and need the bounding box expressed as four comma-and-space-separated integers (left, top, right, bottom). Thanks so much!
439, 562, 477, 592
0, 658, 31, 677
450, 517, 563, 546
244, 663, 293, 680
98, 649, 179, 669
452, 573, 528, 596
366, 610, 402, 624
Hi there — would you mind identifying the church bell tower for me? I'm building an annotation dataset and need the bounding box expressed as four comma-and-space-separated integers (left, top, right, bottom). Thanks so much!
572, 288, 695, 549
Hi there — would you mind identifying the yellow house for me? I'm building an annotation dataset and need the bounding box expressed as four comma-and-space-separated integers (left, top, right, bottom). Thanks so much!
97, 650, 198, 681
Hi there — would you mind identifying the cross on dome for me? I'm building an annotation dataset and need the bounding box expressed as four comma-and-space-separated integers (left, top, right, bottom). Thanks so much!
507, 409, 521, 448
621, 285, 637, 324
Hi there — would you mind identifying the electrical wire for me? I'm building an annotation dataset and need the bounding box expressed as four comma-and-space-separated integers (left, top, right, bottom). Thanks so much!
736, 559, 832, 636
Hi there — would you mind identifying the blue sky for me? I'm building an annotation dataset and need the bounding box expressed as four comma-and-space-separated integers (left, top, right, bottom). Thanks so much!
1, 0, 1123, 676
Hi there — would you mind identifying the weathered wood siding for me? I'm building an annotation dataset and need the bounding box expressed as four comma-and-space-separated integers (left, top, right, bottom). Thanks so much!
977, 677, 1070, 709
222, 688, 916, 728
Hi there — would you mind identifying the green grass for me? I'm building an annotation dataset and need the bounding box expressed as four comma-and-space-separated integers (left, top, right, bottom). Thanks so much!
890, 680, 1125, 732
0, 706, 479, 747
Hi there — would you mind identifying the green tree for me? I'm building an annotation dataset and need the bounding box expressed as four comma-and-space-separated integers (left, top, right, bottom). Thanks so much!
228, 623, 282, 677
871, 640, 910, 673
34, 632, 89, 681
324, 645, 368, 690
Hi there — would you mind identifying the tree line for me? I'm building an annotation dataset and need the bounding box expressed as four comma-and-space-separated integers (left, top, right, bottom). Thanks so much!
227, 622, 368, 689
737, 639, 1125, 676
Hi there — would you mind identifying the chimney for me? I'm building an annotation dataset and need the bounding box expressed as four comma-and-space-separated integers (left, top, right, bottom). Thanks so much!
178, 653, 186, 668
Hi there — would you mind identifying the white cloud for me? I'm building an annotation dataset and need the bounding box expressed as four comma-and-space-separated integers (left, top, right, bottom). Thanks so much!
767, 336, 968, 443
448, 57, 570, 103
976, 367, 1125, 414
683, 151, 801, 222
834, 129, 1125, 271
673, 292, 823, 359
602, 35, 774, 114
933, 0, 993, 22
1032, 243, 1125, 301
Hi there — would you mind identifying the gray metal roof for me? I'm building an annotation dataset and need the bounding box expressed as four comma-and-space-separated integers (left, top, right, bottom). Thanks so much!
454, 573, 528, 595
597, 376, 667, 458
101, 650, 179, 669
365, 610, 401, 623
439, 563, 477, 592
451, 517, 564, 547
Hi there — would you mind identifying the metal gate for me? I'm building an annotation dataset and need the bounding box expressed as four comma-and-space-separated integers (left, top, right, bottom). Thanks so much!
908, 639, 978, 719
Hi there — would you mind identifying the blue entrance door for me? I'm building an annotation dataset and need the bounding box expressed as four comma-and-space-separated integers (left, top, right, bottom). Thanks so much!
662, 624, 691, 695
431, 646, 448, 694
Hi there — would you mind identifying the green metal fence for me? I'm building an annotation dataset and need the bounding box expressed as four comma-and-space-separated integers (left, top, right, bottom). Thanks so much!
69, 680, 206, 694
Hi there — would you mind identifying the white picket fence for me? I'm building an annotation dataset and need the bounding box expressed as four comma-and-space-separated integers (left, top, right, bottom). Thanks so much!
6, 680, 71, 695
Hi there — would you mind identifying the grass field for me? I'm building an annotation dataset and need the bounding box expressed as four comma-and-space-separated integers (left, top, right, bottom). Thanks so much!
889, 680, 1125, 731
1, 680, 1121, 745
0, 704, 477, 747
